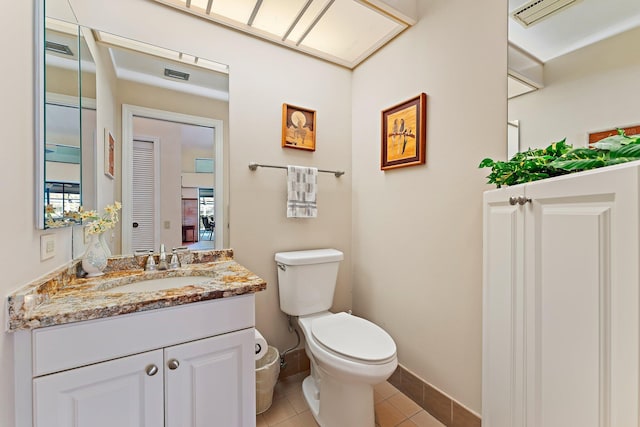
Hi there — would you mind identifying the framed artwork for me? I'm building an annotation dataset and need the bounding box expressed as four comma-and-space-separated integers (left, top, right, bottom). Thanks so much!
282, 103, 316, 151
381, 93, 427, 170
105, 129, 115, 179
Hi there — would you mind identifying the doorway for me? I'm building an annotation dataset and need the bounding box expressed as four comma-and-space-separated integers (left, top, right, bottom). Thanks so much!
122, 105, 224, 254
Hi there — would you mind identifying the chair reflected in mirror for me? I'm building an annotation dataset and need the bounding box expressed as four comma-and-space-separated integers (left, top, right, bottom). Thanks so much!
201, 215, 215, 241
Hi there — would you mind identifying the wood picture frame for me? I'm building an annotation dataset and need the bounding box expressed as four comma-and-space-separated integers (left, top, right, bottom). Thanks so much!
282, 103, 316, 151
105, 129, 115, 179
381, 93, 427, 170
588, 124, 640, 144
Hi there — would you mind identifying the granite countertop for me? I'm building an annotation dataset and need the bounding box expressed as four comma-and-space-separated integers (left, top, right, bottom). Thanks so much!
7, 249, 267, 331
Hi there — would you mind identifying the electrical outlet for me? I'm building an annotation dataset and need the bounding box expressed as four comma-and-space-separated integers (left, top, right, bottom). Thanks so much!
40, 234, 56, 261
164, 221, 171, 229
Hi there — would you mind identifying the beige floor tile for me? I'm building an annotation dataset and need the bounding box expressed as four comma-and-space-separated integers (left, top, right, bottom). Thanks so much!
410, 410, 446, 427
262, 397, 298, 426
374, 381, 400, 401
397, 420, 419, 427
256, 414, 268, 427
273, 410, 320, 427
287, 390, 311, 414
375, 399, 407, 427
274, 373, 307, 398
388, 392, 422, 418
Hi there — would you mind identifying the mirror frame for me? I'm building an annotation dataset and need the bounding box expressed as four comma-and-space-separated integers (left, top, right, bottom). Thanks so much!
35, 0, 45, 229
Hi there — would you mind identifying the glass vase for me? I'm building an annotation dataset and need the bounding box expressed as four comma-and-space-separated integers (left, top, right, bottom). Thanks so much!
82, 232, 108, 277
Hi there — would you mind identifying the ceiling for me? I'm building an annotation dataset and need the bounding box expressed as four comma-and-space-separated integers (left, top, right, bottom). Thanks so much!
507, 0, 640, 98
150, 0, 417, 69
94, 30, 230, 101
508, 0, 640, 62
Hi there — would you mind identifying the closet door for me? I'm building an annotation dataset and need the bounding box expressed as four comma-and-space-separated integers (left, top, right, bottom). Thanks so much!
524, 164, 640, 427
482, 186, 526, 427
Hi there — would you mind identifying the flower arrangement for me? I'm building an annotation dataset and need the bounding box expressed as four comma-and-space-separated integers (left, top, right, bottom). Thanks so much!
77, 201, 122, 234
45, 202, 121, 233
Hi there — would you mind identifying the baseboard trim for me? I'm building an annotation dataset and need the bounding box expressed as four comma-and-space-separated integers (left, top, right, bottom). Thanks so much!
278, 350, 481, 426
388, 364, 482, 427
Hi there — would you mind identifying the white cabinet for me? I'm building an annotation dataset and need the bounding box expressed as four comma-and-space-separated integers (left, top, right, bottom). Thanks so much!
165, 329, 254, 427
482, 163, 640, 427
16, 295, 256, 427
34, 350, 165, 427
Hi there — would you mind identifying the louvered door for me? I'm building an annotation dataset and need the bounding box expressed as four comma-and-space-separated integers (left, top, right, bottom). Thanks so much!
132, 139, 156, 252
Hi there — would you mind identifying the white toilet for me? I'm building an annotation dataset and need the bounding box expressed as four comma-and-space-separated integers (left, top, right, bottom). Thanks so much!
275, 249, 397, 427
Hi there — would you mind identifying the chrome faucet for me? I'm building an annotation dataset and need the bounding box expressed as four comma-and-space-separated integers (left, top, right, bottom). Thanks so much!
158, 244, 168, 270
169, 248, 180, 269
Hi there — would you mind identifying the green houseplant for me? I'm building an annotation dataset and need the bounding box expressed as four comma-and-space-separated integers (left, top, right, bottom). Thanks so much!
479, 130, 640, 187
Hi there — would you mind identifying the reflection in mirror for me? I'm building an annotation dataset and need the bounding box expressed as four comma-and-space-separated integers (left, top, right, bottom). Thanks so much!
43, 24, 96, 227
508, 0, 640, 153
41, 16, 81, 227
72, 30, 229, 256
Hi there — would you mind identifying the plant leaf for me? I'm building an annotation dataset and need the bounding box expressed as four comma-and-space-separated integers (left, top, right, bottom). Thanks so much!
478, 158, 495, 168
608, 142, 640, 158
549, 158, 605, 171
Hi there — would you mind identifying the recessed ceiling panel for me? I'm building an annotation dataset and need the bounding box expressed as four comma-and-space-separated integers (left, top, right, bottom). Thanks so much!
286, 0, 332, 43
209, 0, 256, 23
299, 0, 405, 63
253, 0, 309, 38
152, 0, 414, 68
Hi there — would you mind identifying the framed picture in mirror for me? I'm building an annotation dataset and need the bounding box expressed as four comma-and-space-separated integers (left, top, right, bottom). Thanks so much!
105, 129, 115, 179
381, 93, 427, 170
282, 103, 316, 151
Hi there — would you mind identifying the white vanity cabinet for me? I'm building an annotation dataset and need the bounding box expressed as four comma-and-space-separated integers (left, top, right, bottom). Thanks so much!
16, 294, 257, 427
482, 162, 640, 427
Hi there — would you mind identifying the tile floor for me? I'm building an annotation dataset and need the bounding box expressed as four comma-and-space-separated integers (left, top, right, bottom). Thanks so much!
256, 372, 446, 427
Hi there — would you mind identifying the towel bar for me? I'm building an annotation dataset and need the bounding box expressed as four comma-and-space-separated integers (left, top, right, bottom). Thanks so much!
248, 162, 345, 177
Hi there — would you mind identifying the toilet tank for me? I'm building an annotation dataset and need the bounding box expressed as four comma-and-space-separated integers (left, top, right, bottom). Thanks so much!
275, 249, 344, 316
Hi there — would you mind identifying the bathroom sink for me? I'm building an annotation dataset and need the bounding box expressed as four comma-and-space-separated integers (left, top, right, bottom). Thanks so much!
104, 276, 211, 293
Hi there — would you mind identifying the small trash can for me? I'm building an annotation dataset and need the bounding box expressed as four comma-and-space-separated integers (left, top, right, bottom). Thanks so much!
255, 346, 280, 414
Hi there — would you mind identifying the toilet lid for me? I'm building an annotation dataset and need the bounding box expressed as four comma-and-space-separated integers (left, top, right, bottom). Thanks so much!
311, 312, 396, 362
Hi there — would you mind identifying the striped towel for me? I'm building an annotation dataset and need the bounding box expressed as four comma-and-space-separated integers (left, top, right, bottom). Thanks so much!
287, 165, 318, 218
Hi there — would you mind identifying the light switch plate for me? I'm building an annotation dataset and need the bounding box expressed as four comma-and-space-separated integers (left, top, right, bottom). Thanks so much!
40, 234, 56, 261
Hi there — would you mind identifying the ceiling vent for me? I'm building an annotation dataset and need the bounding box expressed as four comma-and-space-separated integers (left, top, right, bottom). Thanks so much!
164, 68, 190, 81
45, 41, 73, 56
511, 0, 583, 27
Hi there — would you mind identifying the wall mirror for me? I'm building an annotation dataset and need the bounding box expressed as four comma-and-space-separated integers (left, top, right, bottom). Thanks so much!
37, 0, 87, 228
37, 1, 230, 256
507, 0, 640, 153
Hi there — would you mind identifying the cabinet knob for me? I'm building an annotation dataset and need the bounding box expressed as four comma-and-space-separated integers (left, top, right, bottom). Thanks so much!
509, 195, 531, 205
145, 364, 158, 376
167, 359, 180, 370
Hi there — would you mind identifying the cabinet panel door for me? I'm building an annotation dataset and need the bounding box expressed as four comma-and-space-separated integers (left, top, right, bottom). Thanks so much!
524, 165, 640, 427
482, 187, 526, 427
33, 350, 164, 427
165, 328, 255, 427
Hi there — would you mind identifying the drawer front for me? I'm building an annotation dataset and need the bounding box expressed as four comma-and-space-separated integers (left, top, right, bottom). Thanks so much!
32, 294, 255, 377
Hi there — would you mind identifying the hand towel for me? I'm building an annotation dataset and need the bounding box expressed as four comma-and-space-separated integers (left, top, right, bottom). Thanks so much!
287, 165, 318, 218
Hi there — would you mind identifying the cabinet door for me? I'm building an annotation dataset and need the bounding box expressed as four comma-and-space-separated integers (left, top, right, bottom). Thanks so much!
165, 328, 256, 427
482, 187, 526, 427
524, 165, 640, 427
33, 350, 164, 427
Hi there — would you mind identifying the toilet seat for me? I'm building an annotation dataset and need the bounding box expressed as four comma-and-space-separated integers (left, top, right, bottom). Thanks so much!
311, 312, 396, 363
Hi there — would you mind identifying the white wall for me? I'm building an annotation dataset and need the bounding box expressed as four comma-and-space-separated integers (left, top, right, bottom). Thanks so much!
0, 3, 74, 425
509, 26, 640, 150
351, 0, 506, 413
1, 2, 350, 423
